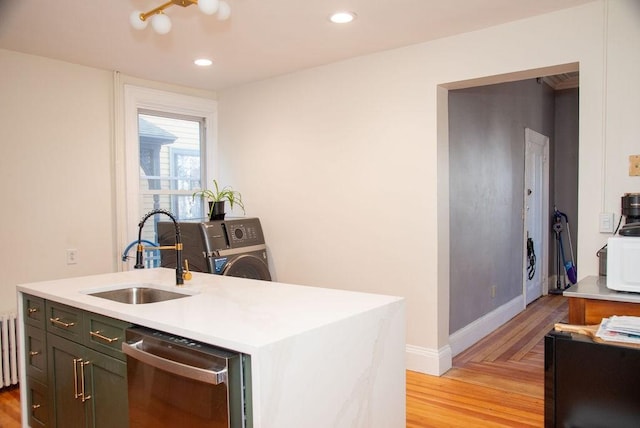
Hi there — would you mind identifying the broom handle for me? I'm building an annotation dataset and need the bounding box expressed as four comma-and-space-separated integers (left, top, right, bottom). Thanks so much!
566, 223, 575, 263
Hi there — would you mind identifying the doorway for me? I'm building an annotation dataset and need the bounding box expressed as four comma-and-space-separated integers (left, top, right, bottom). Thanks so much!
446, 67, 579, 355
524, 128, 550, 305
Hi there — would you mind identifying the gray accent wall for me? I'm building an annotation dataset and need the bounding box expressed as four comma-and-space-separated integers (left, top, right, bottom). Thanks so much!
448, 79, 558, 334
553, 88, 579, 284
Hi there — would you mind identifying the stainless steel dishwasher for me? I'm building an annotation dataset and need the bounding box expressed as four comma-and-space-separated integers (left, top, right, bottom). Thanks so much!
122, 327, 252, 428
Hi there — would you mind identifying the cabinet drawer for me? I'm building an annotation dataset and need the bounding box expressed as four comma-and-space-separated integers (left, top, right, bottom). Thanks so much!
25, 324, 47, 383
45, 301, 83, 342
23, 295, 45, 329
84, 312, 132, 361
26, 377, 50, 428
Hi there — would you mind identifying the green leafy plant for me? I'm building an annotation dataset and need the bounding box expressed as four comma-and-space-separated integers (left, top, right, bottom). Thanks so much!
192, 179, 245, 214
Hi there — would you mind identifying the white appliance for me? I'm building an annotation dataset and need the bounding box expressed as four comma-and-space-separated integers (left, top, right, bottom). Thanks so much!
606, 236, 640, 292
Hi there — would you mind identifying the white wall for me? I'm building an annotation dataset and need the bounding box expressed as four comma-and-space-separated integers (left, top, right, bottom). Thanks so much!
219, 1, 639, 374
602, 0, 640, 217
0, 52, 217, 315
0, 50, 115, 313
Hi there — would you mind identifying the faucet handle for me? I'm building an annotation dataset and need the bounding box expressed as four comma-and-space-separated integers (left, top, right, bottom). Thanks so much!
182, 259, 192, 281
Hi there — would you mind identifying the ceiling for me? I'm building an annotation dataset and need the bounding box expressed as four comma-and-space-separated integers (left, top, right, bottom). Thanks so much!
543, 72, 580, 90
0, 0, 592, 91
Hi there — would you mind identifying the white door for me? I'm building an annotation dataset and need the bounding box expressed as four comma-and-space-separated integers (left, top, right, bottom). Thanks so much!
524, 128, 549, 305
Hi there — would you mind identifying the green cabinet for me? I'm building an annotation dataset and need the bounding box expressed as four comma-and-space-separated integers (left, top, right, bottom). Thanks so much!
47, 333, 128, 428
47, 334, 85, 427
25, 377, 49, 428
24, 295, 51, 428
25, 325, 47, 383
24, 294, 46, 329
22, 294, 131, 428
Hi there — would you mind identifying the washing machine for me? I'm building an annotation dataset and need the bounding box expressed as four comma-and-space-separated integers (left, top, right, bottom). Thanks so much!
157, 217, 271, 281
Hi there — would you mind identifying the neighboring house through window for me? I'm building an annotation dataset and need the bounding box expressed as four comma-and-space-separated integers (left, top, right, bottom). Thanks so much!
119, 85, 216, 269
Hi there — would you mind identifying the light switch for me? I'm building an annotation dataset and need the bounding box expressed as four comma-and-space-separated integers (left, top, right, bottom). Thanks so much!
599, 212, 614, 233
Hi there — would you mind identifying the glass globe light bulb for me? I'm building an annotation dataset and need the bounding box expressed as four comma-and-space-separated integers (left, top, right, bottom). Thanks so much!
198, 0, 219, 15
217, 1, 231, 21
130, 11, 148, 30
151, 13, 172, 34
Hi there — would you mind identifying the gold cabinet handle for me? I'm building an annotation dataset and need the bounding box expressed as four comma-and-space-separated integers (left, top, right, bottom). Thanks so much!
89, 330, 119, 344
73, 358, 80, 399
80, 360, 91, 402
29, 350, 40, 357
73, 359, 92, 402
31, 404, 41, 410
28, 307, 38, 314
49, 317, 75, 328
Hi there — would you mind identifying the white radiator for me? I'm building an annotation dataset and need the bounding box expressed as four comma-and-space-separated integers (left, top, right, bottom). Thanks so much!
1, 312, 18, 388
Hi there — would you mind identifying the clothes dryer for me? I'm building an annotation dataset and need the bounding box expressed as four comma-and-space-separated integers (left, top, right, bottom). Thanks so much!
157, 217, 271, 281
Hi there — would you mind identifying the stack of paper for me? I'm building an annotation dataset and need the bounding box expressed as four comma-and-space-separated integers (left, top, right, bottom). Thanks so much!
596, 316, 640, 344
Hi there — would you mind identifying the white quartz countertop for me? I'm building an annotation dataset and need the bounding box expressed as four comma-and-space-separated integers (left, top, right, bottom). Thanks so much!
17, 268, 403, 354
564, 275, 640, 303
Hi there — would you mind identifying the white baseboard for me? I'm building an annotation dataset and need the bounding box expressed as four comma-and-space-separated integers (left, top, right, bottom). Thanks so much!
405, 295, 526, 376
448, 295, 525, 357
405, 344, 452, 376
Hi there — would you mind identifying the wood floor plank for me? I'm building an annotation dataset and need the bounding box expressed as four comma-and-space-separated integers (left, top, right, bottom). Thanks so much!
407, 295, 566, 427
0, 386, 21, 428
407, 371, 543, 427
483, 298, 566, 362
442, 366, 543, 397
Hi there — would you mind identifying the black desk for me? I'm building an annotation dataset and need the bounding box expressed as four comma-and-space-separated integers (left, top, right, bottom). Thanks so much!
545, 330, 640, 428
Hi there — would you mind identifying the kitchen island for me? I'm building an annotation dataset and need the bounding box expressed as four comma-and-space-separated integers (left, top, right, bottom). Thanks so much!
17, 268, 405, 428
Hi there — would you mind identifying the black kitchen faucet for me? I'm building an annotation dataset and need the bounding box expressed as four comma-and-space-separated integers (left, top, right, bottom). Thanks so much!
134, 209, 190, 286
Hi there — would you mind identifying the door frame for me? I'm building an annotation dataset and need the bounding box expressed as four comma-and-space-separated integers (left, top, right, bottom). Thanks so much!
523, 128, 550, 304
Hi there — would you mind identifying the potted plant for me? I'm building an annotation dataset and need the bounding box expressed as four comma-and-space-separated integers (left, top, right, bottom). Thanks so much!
192, 179, 245, 220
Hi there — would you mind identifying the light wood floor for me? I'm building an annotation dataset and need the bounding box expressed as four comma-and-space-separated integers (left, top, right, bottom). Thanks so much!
0, 385, 20, 428
407, 294, 568, 427
0, 295, 567, 428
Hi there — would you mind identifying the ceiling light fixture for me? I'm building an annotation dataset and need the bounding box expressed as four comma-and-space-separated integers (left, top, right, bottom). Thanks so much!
329, 11, 356, 24
130, 0, 231, 35
194, 58, 213, 66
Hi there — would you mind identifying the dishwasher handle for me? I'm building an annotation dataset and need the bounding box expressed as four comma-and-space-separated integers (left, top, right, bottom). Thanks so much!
122, 340, 228, 385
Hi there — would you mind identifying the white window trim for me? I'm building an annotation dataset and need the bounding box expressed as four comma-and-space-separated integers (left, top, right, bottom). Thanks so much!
116, 84, 217, 271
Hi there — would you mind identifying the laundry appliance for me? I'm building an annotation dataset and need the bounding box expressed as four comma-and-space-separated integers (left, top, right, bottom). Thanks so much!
157, 217, 271, 281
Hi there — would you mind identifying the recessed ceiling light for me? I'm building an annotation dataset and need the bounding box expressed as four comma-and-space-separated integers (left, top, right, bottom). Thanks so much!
194, 58, 213, 67
329, 11, 356, 24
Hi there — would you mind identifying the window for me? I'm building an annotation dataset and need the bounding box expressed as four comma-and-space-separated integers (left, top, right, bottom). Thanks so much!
118, 85, 216, 270
137, 112, 205, 260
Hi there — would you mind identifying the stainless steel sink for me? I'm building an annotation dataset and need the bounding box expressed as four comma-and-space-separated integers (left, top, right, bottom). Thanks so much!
88, 286, 192, 304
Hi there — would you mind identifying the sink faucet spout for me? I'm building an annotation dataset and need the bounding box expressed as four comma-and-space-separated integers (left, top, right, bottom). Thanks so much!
134, 209, 185, 286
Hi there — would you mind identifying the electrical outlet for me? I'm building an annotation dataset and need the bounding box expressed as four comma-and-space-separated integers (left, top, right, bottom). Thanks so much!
490, 285, 497, 298
66, 249, 78, 265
